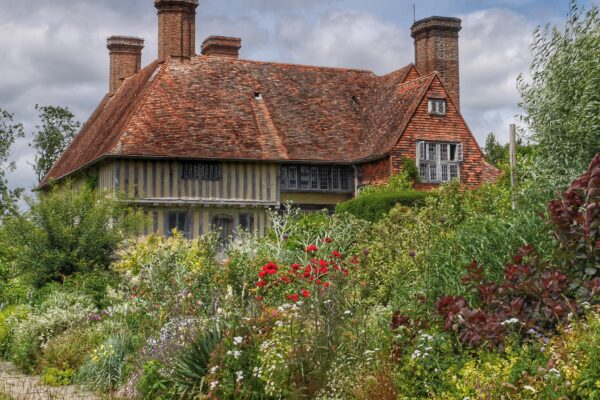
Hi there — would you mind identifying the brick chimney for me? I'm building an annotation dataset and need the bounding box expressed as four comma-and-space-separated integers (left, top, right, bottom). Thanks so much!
155, 0, 198, 61
411, 16, 462, 109
201, 36, 242, 58
107, 36, 144, 95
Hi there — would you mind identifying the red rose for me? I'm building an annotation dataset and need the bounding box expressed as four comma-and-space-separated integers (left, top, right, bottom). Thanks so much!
324, 237, 333, 243
319, 259, 328, 267
331, 251, 342, 258
323, 282, 330, 288
301, 289, 311, 298
287, 293, 299, 302
291, 264, 301, 271
256, 280, 267, 288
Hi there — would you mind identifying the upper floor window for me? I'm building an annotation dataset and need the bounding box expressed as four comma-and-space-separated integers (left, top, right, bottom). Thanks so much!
428, 98, 446, 116
280, 165, 352, 192
417, 141, 462, 183
180, 161, 222, 181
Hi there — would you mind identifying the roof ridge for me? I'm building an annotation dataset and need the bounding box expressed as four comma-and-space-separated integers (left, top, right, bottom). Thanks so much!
196, 55, 377, 75
395, 71, 437, 89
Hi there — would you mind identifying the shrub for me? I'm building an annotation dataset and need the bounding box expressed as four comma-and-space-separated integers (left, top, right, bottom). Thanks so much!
2, 183, 144, 286
336, 190, 429, 222
0, 304, 30, 357
41, 324, 108, 372
77, 334, 135, 393
9, 292, 96, 371
41, 365, 75, 387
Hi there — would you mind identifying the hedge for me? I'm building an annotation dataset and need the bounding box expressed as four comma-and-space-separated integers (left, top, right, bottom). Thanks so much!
335, 190, 429, 222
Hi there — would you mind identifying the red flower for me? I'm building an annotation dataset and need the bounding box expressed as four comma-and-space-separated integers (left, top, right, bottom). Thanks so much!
324, 237, 333, 243
287, 293, 299, 303
306, 244, 319, 252
291, 263, 301, 271
316, 279, 321, 285
301, 289, 311, 298
319, 259, 328, 267
331, 251, 342, 258
342, 269, 349, 276
256, 280, 267, 288
323, 282, 330, 288
319, 266, 329, 274
255, 295, 264, 301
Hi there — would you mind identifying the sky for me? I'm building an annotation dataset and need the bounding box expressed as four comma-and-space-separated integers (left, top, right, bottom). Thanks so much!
0, 0, 585, 195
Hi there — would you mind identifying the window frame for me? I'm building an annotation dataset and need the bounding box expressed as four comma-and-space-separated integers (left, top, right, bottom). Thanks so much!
279, 165, 353, 193
417, 140, 462, 184
428, 98, 447, 116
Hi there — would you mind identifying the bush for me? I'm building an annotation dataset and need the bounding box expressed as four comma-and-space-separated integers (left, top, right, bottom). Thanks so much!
336, 190, 429, 222
9, 291, 96, 371
2, 183, 144, 286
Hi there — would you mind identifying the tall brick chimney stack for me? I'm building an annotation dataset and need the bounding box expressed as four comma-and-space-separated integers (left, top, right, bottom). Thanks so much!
411, 16, 462, 109
155, 0, 198, 62
201, 36, 242, 58
107, 36, 144, 95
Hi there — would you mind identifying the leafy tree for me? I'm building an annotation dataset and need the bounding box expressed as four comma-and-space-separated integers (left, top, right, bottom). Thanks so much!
29, 105, 80, 183
0, 109, 25, 217
483, 132, 507, 167
1, 183, 144, 286
518, 1, 600, 187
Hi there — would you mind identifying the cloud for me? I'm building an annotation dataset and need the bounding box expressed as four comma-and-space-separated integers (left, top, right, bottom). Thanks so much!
275, 11, 412, 73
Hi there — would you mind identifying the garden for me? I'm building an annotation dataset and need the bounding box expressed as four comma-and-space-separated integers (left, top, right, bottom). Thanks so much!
0, 2, 599, 399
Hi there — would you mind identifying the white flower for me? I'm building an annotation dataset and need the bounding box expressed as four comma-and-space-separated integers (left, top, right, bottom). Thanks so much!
209, 380, 219, 390
233, 336, 243, 345
344, 310, 352, 316
210, 366, 219, 374
232, 350, 241, 359
236, 371, 244, 382
501, 318, 520, 326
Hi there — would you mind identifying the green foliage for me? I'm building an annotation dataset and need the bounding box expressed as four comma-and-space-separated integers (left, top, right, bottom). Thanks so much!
41, 325, 108, 373
9, 292, 96, 371
41, 365, 75, 387
0, 305, 30, 357
484, 132, 508, 166
137, 360, 172, 400
77, 334, 135, 393
518, 1, 600, 188
0, 108, 24, 217
2, 183, 144, 286
29, 105, 80, 183
336, 190, 429, 222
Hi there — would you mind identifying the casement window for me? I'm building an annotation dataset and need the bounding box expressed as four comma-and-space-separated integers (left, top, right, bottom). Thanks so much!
180, 161, 222, 181
428, 98, 446, 116
280, 165, 353, 192
212, 214, 234, 245
239, 213, 255, 232
167, 211, 191, 238
417, 141, 463, 183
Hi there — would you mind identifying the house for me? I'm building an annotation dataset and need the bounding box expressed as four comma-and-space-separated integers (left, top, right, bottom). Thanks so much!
39, 0, 499, 240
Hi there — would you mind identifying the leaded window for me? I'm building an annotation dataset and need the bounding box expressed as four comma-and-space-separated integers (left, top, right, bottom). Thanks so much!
180, 161, 222, 181
417, 141, 462, 183
279, 165, 353, 192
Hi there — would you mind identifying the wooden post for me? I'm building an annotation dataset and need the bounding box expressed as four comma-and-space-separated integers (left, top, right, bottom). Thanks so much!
509, 124, 517, 209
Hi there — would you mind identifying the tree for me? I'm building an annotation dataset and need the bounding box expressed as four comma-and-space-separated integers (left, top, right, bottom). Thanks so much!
29, 105, 80, 183
0, 109, 25, 217
483, 133, 507, 167
518, 1, 600, 188
2, 183, 144, 286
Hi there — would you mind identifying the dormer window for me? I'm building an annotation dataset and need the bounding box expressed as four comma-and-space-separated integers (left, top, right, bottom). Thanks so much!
428, 98, 446, 116
254, 92, 263, 101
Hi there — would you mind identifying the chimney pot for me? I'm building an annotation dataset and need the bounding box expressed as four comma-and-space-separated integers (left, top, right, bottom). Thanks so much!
107, 36, 144, 95
155, 0, 199, 61
411, 16, 462, 109
201, 36, 242, 58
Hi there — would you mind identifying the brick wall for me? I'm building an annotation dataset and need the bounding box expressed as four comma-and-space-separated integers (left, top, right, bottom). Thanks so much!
391, 75, 488, 189
357, 157, 391, 187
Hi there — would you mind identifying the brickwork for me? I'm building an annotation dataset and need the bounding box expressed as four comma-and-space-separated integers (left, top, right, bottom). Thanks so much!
357, 157, 390, 187
411, 17, 461, 109
201, 36, 242, 58
107, 36, 144, 95
155, 0, 198, 61
390, 75, 488, 188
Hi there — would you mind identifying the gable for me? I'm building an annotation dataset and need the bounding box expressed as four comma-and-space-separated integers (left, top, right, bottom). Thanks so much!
390, 75, 489, 187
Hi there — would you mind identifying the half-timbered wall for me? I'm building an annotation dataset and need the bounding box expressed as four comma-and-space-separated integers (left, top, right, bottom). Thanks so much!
98, 159, 279, 205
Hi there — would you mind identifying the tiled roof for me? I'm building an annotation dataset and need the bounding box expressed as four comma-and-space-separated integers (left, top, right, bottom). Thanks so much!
41, 58, 431, 186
